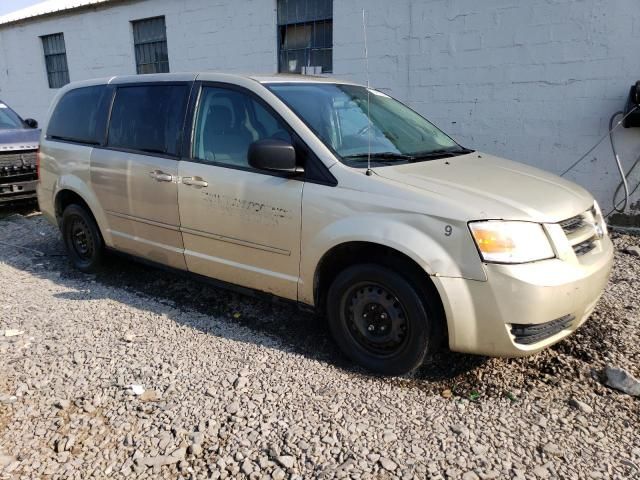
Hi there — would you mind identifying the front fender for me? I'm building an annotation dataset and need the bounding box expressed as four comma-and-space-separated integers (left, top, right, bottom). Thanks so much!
298, 213, 486, 306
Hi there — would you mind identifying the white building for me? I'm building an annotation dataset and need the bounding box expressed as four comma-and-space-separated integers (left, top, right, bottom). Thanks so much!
0, 0, 639, 223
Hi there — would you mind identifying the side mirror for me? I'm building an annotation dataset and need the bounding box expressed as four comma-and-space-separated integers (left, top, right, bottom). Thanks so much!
248, 138, 300, 174
24, 118, 38, 129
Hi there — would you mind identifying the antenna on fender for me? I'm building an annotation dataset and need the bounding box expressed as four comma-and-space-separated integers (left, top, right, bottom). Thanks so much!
362, 9, 373, 176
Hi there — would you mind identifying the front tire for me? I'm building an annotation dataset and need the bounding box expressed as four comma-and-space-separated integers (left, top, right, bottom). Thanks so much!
327, 264, 434, 376
61, 204, 104, 273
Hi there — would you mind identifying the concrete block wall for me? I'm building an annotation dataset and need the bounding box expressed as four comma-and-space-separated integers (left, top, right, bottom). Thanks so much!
334, 0, 640, 218
1, 0, 639, 217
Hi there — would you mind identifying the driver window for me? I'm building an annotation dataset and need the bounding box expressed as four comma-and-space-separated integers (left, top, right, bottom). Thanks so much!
193, 86, 292, 168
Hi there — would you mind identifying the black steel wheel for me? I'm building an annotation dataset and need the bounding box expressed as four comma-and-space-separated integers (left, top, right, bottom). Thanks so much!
343, 282, 410, 357
61, 204, 104, 273
327, 264, 435, 376
69, 215, 95, 261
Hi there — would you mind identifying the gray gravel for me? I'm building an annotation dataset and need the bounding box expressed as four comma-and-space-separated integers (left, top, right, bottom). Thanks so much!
0, 212, 638, 479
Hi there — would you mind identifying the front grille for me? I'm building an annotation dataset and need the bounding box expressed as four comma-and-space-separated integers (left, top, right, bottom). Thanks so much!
559, 207, 601, 257
559, 215, 585, 234
0, 151, 38, 203
0, 165, 37, 179
0, 150, 37, 185
573, 238, 597, 256
0, 150, 37, 168
511, 314, 575, 345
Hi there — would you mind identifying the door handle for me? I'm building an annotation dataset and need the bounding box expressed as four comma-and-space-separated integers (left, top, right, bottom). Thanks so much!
149, 170, 173, 182
182, 176, 209, 188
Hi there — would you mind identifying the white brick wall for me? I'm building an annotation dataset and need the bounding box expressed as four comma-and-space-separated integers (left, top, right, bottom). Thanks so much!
1, 0, 639, 217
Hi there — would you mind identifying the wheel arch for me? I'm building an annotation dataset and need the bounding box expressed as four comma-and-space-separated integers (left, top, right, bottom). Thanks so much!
55, 189, 91, 219
54, 185, 110, 246
313, 241, 448, 346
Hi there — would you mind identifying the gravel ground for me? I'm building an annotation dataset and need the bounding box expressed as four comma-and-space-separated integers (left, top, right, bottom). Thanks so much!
0, 212, 638, 480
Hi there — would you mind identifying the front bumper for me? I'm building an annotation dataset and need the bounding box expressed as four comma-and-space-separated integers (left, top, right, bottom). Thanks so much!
0, 178, 38, 204
434, 234, 614, 357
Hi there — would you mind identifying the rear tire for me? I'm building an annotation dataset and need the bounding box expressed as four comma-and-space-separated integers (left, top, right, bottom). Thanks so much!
61, 204, 104, 273
327, 264, 436, 376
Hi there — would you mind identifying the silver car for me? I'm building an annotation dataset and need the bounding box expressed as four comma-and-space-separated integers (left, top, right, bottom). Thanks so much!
37, 73, 613, 375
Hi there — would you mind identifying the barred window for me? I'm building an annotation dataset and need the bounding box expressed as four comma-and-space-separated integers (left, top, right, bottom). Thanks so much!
278, 0, 332, 74
132, 16, 170, 74
41, 33, 70, 89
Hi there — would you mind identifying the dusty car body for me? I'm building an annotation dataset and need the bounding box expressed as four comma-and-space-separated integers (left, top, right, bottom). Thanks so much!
0, 101, 40, 205
37, 73, 613, 375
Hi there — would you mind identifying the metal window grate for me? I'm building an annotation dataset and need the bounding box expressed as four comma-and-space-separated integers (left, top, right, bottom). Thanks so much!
41, 33, 70, 88
132, 16, 169, 74
277, 0, 332, 74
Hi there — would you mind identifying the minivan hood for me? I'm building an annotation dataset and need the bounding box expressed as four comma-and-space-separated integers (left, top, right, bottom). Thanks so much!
0, 128, 40, 151
373, 152, 593, 223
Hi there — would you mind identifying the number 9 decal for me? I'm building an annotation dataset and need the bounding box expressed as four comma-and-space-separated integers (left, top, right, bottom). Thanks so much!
444, 225, 453, 236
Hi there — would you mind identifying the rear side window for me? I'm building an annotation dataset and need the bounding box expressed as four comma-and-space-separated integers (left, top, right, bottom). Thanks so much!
47, 85, 110, 144
107, 84, 188, 156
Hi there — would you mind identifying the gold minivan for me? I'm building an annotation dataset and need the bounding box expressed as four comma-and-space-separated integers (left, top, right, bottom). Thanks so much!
37, 73, 613, 375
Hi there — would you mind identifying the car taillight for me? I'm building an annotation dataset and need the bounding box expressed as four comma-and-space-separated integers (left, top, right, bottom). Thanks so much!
36, 148, 40, 181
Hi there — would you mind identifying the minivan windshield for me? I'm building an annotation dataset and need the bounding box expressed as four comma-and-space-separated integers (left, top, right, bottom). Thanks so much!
266, 83, 469, 167
0, 102, 24, 130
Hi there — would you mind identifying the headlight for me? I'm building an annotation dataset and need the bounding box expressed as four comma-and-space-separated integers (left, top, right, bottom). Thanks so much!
593, 201, 608, 237
469, 221, 555, 264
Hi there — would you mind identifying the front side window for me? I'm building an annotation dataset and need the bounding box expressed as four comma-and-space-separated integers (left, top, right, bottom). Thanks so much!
192, 86, 291, 168
277, 0, 332, 74
47, 86, 110, 144
41, 33, 70, 88
107, 85, 188, 156
132, 16, 170, 74
267, 83, 464, 167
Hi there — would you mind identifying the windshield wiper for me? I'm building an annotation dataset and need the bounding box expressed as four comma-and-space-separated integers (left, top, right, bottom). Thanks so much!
342, 148, 473, 165
409, 147, 474, 161
342, 152, 415, 162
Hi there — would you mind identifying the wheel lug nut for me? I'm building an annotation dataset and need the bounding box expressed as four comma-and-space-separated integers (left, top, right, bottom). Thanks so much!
368, 324, 375, 332
380, 313, 387, 320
